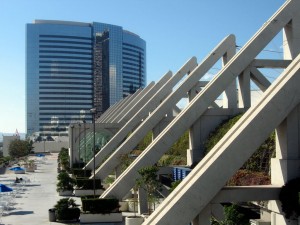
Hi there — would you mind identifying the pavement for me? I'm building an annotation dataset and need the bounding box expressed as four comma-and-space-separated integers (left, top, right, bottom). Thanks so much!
0, 154, 128, 225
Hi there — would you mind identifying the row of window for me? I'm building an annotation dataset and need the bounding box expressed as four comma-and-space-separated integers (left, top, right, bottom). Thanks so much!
123, 52, 144, 60
40, 55, 92, 60
39, 65, 92, 70
40, 45, 92, 51
39, 86, 91, 90
39, 102, 91, 105
123, 47, 144, 55
39, 107, 92, 110
39, 50, 91, 55
123, 66, 144, 73
40, 34, 92, 40
40, 76, 92, 80
40, 97, 92, 101
123, 56, 144, 64
39, 81, 92, 85
39, 60, 92, 65
123, 71, 143, 77
40, 92, 92, 95
123, 42, 144, 52
40, 112, 92, 116
39, 71, 92, 75
40, 40, 92, 45
123, 61, 144, 69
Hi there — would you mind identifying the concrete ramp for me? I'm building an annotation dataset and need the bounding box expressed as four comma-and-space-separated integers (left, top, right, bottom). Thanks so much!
101, 0, 299, 202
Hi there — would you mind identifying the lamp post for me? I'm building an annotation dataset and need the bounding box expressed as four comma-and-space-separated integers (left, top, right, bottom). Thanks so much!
70, 125, 74, 169
78, 122, 81, 166
83, 119, 87, 176
90, 108, 96, 197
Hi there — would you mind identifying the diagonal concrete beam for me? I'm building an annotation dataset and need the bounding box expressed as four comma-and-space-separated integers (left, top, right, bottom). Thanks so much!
84, 71, 172, 170
92, 35, 235, 180
102, 0, 298, 206
144, 53, 300, 225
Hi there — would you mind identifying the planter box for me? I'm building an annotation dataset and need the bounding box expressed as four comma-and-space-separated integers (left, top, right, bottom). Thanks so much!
125, 216, 144, 225
58, 190, 73, 196
119, 201, 128, 212
74, 189, 103, 197
15, 170, 25, 174
80, 212, 122, 223
126, 199, 138, 212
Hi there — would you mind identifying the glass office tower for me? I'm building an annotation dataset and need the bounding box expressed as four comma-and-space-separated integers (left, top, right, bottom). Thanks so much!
26, 20, 146, 136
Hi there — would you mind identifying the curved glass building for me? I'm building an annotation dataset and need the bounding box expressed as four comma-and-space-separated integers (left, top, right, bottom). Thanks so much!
26, 20, 146, 136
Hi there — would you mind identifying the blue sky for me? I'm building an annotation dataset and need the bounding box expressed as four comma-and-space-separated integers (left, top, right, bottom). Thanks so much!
0, 0, 285, 133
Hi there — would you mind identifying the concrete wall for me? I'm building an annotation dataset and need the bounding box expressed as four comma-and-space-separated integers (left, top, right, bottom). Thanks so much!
32, 141, 68, 153
3, 135, 20, 157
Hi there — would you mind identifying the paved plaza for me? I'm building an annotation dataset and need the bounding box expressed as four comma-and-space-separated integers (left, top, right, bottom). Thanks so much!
0, 153, 74, 225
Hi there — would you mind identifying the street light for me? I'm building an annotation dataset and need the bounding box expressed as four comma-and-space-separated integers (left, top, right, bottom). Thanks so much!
77, 122, 81, 166
83, 119, 87, 176
70, 125, 74, 169
90, 108, 96, 197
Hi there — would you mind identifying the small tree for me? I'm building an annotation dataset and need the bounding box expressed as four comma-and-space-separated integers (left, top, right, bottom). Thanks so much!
9, 139, 31, 158
136, 165, 161, 214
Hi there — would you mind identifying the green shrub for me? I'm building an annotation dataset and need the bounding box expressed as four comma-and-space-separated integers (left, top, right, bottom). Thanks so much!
54, 198, 80, 221
72, 168, 92, 178
75, 177, 102, 189
279, 177, 300, 219
56, 171, 75, 192
81, 198, 119, 214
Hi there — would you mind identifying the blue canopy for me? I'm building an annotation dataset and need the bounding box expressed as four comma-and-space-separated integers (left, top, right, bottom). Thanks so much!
9, 166, 25, 171
36, 154, 45, 157
0, 184, 13, 192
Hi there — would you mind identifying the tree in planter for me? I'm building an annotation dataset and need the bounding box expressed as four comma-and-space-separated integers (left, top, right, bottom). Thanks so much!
136, 165, 161, 214
56, 171, 75, 193
54, 198, 80, 221
58, 148, 70, 171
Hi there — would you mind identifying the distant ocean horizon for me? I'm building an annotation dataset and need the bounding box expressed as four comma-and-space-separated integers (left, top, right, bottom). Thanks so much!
0, 132, 26, 142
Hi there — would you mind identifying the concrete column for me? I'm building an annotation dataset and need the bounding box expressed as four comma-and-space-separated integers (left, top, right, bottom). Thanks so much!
222, 42, 237, 109
270, 10, 300, 225
192, 204, 211, 225
237, 67, 251, 109
138, 188, 148, 215
187, 83, 203, 166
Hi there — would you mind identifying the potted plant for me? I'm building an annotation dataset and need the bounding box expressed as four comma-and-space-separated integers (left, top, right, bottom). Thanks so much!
80, 197, 122, 223
24, 159, 36, 172
54, 198, 80, 221
56, 171, 75, 196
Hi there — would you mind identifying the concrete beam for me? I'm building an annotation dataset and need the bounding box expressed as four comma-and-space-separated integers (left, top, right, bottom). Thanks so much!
250, 67, 271, 92
114, 72, 172, 124
94, 35, 236, 180
211, 186, 281, 203
251, 59, 291, 68
89, 57, 197, 175
143, 52, 300, 225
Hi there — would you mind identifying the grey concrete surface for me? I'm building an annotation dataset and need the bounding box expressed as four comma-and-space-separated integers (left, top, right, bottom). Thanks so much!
0, 154, 126, 225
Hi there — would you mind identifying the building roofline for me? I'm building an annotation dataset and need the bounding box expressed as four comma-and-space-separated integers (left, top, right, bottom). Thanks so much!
34, 20, 91, 27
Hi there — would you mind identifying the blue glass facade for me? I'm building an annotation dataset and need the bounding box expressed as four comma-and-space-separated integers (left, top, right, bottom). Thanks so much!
26, 20, 146, 136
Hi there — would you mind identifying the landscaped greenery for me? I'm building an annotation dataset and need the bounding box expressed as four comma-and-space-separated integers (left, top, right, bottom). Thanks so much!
204, 114, 275, 184
136, 165, 161, 214
54, 198, 80, 221
8, 139, 33, 158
